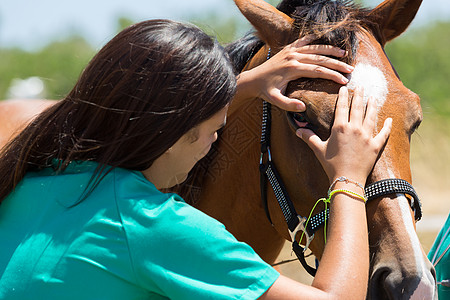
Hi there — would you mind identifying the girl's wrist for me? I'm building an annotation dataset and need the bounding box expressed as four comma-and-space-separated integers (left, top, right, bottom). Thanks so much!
236, 69, 264, 100
329, 175, 366, 193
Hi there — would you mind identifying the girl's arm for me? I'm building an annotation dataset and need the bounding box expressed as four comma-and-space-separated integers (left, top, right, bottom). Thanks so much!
260, 86, 392, 299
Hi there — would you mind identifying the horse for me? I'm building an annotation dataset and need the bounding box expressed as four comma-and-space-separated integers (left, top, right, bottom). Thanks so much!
0, 99, 56, 148
173, 0, 436, 298
0, 0, 436, 298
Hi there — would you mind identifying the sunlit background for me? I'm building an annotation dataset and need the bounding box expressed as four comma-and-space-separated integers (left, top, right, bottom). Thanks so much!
1, 0, 449, 282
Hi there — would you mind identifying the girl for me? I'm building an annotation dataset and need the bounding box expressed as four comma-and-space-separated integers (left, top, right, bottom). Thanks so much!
0, 19, 390, 299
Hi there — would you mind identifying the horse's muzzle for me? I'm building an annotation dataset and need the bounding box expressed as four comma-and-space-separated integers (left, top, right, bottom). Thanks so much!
368, 259, 437, 300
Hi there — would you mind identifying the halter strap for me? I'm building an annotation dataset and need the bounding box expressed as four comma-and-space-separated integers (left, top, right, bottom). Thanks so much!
259, 99, 323, 275
365, 178, 422, 221
259, 98, 327, 276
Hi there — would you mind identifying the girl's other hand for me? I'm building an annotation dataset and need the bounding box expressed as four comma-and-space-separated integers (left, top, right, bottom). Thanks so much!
295, 86, 392, 185
238, 35, 354, 112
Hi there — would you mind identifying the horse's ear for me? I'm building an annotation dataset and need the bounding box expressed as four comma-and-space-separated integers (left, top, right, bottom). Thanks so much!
234, 0, 295, 48
367, 0, 422, 46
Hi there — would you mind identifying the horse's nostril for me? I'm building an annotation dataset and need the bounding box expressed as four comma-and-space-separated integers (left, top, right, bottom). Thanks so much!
368, 265, 436, 300
430, 264, 436, 282
368, 266, 392, 299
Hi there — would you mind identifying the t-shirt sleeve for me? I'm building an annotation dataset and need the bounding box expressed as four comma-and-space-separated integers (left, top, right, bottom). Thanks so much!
428, 214, 450, 298
120, 194, 279, 299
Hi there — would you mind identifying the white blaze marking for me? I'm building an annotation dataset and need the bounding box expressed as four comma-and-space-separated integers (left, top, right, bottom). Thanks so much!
386, 170, 437, 299
346, 63, 388, 108
398, 193, 436, 299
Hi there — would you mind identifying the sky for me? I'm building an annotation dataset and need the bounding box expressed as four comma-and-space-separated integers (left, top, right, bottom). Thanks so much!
1, 0, 449, 51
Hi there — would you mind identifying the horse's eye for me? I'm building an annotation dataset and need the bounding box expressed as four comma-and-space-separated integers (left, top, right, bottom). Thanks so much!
293, 112, 308, 123
409, 120, 422, 135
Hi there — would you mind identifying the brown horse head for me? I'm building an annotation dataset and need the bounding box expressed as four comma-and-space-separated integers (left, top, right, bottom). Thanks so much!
227, 0, 435, 298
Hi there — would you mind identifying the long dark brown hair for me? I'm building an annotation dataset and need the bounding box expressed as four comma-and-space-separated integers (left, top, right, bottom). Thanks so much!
0, 19, 236, 204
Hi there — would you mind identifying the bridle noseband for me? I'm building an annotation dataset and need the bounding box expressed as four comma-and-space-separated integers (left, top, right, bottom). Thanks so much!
259, 49, 422, 277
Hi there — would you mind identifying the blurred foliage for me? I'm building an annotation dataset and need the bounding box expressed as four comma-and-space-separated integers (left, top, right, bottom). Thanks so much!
0, 36, 94, 100
385, 21, 450, 117
117, 17, 135, 32
0, 9, 449, 119
192, 0, 280, 44
191, 14, 248, 45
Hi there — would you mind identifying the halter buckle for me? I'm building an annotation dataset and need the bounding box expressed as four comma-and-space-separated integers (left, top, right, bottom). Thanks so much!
260, 146, 272, 163
289, 215, 314, 252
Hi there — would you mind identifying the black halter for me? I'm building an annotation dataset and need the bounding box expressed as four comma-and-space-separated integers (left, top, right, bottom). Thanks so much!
258, 55, 422, 276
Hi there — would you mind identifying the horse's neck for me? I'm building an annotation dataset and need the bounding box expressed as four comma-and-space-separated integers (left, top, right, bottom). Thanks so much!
195, 95, 286, 263
0, 99, 56, 148
196, 96, 262, 213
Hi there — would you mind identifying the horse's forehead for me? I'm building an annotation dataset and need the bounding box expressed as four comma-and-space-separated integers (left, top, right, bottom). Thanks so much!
346, 63, 388, 108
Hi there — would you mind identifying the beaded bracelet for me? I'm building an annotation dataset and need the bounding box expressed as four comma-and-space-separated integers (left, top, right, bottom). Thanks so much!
328, 176, 365, 195
328, 188, 367, 203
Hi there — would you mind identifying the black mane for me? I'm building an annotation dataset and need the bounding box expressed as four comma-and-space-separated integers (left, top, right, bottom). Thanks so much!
224, 33, 264, 74
291, 0, 370, 63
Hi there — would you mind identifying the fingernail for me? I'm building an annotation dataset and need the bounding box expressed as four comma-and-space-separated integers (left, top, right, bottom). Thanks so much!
296, 129, 303, 138
339, 49, 346, 56
347, 65, 354, 71
341, 77, 349, 84
296, 102, 306, 112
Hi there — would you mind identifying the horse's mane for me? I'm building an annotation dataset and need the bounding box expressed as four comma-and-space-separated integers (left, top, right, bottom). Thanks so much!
169, 0, 371, 204
224, 33, 264, 74
291, 0, 371, 64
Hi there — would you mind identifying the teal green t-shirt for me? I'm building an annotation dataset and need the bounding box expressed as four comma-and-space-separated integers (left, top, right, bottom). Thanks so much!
428, 214, 450, 299
0, 161, 279, 299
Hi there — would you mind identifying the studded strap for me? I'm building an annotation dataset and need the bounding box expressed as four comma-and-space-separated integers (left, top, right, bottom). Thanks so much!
365, 178, 422, 221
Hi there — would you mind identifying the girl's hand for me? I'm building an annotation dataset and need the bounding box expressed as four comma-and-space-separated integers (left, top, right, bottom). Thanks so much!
236, 35, 354, 112
295, 86, 392, 185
